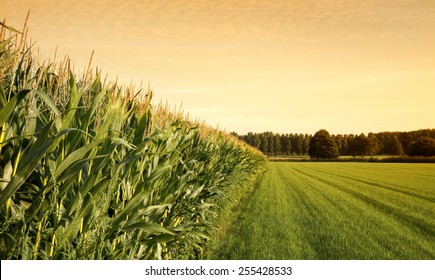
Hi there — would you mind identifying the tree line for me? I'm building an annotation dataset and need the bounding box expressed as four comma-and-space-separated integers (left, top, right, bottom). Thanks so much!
236, 129, 435, 158
236, 132, 311, 156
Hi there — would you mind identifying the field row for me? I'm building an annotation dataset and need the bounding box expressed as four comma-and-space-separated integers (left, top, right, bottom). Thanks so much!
212, 162, 435, 259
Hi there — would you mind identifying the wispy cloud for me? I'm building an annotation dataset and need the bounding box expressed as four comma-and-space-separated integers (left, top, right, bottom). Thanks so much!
4, 0, 435, 44
3, 0, 435, 134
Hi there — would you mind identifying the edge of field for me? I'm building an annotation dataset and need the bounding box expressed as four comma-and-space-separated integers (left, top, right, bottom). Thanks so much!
200, 164, 266, 259
269, 155, 435, 163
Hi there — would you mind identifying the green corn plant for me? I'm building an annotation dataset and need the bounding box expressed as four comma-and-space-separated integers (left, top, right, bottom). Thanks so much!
0, 20, 266, 260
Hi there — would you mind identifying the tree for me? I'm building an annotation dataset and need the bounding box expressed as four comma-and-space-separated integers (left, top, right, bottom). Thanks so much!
343, 134, 355, 156
243, 133, 252, 147
252, 133, 261, 149
302, 134, 311, 155
407, 136, 435, 156
381, 135, 403, 155
266, 132, 274, 155
308, 129, 339, 159
367, 133, 381, 157
280, 134, 292, 155
349, 133, 370, 158
259, 134, 268, 154
273, 133, 281, 155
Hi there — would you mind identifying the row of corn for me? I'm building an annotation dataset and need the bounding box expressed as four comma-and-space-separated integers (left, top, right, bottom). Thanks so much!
0, 21, 265, 259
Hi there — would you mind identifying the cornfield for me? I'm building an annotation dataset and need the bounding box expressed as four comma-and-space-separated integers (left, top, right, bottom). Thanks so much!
0, 19, 265, 259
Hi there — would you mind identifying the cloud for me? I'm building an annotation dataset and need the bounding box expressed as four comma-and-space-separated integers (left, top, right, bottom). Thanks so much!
5, 0, 435, 44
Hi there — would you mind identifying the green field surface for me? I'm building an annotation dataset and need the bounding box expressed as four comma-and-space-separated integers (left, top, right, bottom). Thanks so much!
211, 162, 435, 259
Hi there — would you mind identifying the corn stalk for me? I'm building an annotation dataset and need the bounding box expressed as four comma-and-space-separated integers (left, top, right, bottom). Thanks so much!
0, 20, 265, 260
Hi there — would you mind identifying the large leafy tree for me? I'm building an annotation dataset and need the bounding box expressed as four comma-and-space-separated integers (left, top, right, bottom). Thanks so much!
367, 133, 381, 157
407, 136, 435, 156
381, 135, 404, 155
349, 133, 370, 157
308, 129, 339, 159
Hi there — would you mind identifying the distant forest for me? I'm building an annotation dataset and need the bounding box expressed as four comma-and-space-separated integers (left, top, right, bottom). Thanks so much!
236, 129, 435, 157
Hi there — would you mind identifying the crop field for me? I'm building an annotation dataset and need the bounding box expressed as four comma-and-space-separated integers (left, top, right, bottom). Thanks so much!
0, 21, 265, 260
211, 162, 435, 259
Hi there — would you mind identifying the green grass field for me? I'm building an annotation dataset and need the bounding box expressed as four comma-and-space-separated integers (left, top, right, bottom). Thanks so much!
210, 162, 435, 259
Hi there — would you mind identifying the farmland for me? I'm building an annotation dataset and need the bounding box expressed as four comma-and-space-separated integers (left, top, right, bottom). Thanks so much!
0, 21, 265, 259
210, 162, 435, 259
2, 19, 435, 261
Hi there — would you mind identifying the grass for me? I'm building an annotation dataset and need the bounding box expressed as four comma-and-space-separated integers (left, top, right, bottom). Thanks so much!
210, 162, 435, 259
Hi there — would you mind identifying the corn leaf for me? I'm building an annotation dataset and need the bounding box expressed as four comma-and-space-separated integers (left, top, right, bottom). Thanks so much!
35, 90, 61, 116
121, 221, 175, 235
0, 22, 22, 34
54, 138, 105, 179
110, 190, 150, 233
0, 37, 14, 53
62, 178, 111, 241
0, 89, 31, 125
0, 123, 62, 205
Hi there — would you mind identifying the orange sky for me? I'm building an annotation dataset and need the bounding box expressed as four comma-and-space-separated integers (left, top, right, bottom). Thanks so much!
3, 0, 435, 134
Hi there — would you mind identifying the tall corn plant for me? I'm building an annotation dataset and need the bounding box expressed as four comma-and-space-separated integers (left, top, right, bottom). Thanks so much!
0, 21, 265, 259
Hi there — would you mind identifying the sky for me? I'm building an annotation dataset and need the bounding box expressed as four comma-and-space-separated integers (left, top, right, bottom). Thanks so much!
2, 0, 435, 135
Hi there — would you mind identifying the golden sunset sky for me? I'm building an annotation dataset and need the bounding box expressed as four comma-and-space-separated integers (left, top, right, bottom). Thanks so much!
3, 0, 435, 134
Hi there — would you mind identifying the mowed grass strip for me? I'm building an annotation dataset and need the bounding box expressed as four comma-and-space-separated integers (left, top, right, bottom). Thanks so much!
211, 162, 435, 259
